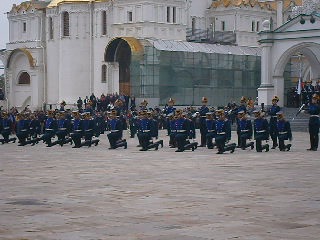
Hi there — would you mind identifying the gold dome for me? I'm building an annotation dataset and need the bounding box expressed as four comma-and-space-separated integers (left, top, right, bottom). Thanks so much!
47, 0, 111, 8
211, 0, 302, 11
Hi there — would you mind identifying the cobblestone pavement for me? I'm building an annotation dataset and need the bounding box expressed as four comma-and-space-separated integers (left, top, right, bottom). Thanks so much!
0, 130, 319, 240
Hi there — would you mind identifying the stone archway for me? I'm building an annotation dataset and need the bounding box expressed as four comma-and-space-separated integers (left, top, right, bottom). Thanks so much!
104, 37, 143, 96
273, 42, 320, 107
258, 14, 320, 107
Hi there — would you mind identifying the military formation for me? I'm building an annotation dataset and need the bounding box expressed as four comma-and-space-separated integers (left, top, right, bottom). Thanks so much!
0, 93, 319, 153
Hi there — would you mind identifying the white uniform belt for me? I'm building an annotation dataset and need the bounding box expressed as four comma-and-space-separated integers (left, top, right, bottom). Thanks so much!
217, 132, 226, 135
207, 130, 215, 132
241, 130, 249, 132
176, 130, 186, 133
74, 130, 82, 132
310, 115, 319, 117
256, 130, 266, 133
85, 129, 93, 132
271, 116, 277, 118
111, 130, 119, 132
21, 129, 27, 132
58, 128, 66, 131
279, 131, 287, 134
142, 130, 150, 132
4, 127, 10, 130
45, 128, 54, 131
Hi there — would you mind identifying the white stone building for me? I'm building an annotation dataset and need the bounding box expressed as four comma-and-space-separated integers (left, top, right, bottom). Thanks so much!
0, 0, 311, 110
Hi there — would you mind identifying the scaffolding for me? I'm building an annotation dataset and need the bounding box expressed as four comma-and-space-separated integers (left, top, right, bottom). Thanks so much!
130, 39, 261, 106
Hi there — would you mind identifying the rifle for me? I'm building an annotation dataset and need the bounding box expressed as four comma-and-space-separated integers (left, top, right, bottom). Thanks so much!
292, 103, 305, 121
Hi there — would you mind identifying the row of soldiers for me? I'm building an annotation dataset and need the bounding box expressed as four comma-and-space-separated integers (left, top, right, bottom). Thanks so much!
1, 94, 319, 152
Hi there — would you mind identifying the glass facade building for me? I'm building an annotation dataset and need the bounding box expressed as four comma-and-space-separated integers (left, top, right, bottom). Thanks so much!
107, 38, 262, 106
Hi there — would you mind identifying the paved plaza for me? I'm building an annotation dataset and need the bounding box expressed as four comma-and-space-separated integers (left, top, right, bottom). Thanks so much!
0, 130, 319, 240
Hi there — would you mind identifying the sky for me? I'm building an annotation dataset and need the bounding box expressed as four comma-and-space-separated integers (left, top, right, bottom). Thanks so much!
0, 0, 25, 73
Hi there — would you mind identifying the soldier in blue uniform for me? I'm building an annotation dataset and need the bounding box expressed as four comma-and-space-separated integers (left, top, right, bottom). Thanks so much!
0, 111, 16, 144
28, 113, 41, 143
198, 97, 209, 147
168, 112, 177, 148
214, 110, 235, 154
16, 113, 30, 146
32, 110, 57, 146
238, 110, 254, 150
253, 110, 270, 152
50, 111, 71, 147
70, 111, 83, 148
137, 111, 159, 151
174, 110, 190, 152
81, 112, 99, 147
304, 94, 319, 151
107, 110, 127, 149
268, 96, 281, 149
205, 112, 216, 149
238, 96, 247, 113
276, 111, 292, 151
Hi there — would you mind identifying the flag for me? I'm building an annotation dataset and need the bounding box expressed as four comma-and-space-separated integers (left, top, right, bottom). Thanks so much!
297, 77, 302, 95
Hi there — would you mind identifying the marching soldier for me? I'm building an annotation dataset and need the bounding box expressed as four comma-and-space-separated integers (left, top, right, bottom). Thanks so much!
253, 110, 270, 152
205, 112, 216, 149
304, 94, 319, 151
268, 96, 281, 149
276, 111, 292, 151
238, 110, 254, 150
107, 110, 127, 149
198, 97, 209, 147
214, 109, 235, 154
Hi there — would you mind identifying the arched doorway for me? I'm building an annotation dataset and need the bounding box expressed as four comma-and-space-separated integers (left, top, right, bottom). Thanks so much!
258, 14, 320, 107
105, 37, 144, 96
274, 43, 320, 107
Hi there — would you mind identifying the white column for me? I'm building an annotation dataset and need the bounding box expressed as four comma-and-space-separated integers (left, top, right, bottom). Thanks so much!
273, 76, 284, 107
276, 1, 283, 27
258, 42, 275, 106
107, 62, 119, 94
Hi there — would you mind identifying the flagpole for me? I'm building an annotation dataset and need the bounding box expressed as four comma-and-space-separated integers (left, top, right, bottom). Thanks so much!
298, 53, 303, 107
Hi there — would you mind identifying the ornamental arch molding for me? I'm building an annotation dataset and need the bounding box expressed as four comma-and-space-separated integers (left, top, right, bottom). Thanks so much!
273, 42, 320, 79
6, 48, 35, 69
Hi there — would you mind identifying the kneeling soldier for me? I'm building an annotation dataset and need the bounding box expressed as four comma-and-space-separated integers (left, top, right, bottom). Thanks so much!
276, 111, 292, 151
215, 109, 235, 154
238, 110, 254, 150
107, 110, 127, 149
0, 111, 16, 144
253, 110, 269, 152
